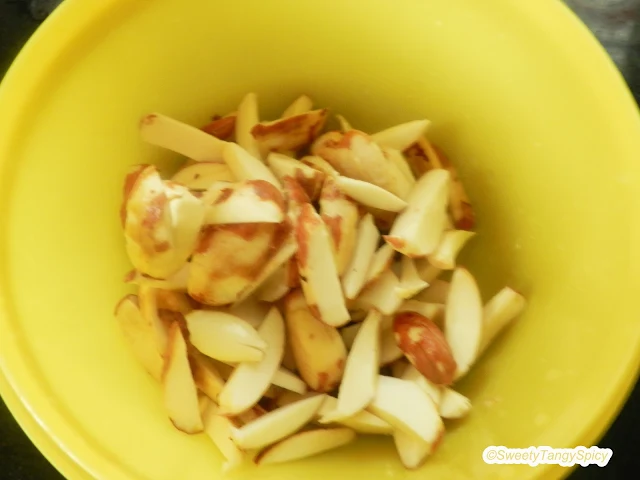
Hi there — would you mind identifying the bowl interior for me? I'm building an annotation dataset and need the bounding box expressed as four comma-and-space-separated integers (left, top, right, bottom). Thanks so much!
1, 0, 640, 479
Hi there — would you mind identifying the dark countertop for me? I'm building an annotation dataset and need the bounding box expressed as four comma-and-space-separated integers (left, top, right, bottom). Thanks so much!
0, 0, 638, 478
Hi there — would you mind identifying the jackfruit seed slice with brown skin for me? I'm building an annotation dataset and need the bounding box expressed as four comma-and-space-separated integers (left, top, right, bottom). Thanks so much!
122, 165, 204, 279
295, 203, 350, 327
319, 175, 359, 276
202, 179, 286, 225
252, 109, 329, 158
311, 130, 411, 199
283, 290, 347, 393
187, 223, 277, 306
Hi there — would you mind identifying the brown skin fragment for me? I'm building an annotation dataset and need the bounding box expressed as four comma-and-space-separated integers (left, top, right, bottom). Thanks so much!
403, 429, 445, 471
113, 294, 139, 315
252, 404, 269, 417
456, 202, 475, 230
139, 114, 157, 127
220, 223, 265, 242
120, 164, 149, 227
270, 217, 294, 255
383, 235, 406, 251
326, 380, 340, 392
189, 356, 210, 398
251, 109, 329, 154
212, 181, 286, 216
142, 193, 169, 230
318, 175, 358, 275
187, 295, 207, 310
311, 130, 340, 152
319, 176, 345, 201
194, 225, 216, 254
311, 129, 373, 173
322, 214, 342, 252
160, 322, 182, 381
214, 188, 234, 205
194, 223, 275, 261
201, 115, 236, 140
311, 131, 342, 151
306, 111, 328, 145
189, 291, 207, 305
294, 168, 325, 201
295, 203, 319, 270
447, 171, 475, 231
123, 270, 137, 283
337, 129, 367, 148
248, 180, 286, 212
431, 144, 451, 168
431, 429, 445, 454
282, 176, 311, 206
317, 129, 365, 150
356, 204, 368, 219
315, 372, 330, 393
286, 258, 300, 288
252, 114, 307, 137
156, 290, 193, 314
403, 138, 452, 176
393, 312, 457, 386
158, 309, 188, 337
154, 241, 171, 253
403, 141, 434, 178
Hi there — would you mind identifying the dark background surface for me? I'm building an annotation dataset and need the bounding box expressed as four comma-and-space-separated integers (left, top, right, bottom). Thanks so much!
0, 0, 639, 478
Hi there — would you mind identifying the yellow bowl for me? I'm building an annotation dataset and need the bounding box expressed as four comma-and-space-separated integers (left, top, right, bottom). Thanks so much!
1, 0, 640, 479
